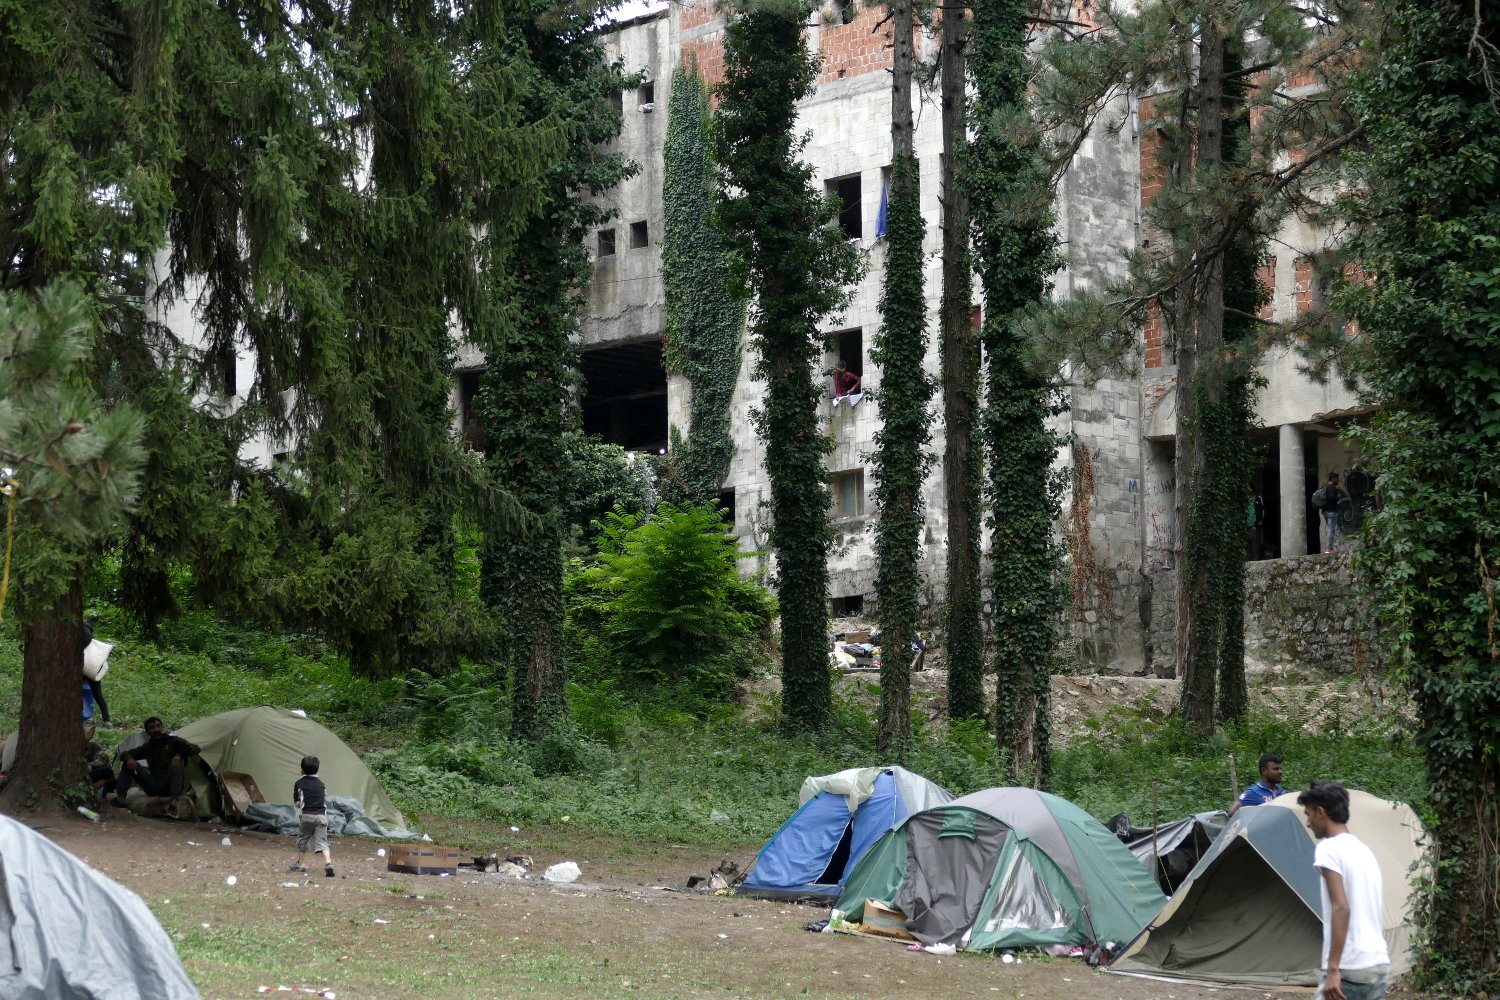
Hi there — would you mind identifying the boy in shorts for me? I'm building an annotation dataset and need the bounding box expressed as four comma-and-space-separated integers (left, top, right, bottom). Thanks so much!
290, 755, 335, 877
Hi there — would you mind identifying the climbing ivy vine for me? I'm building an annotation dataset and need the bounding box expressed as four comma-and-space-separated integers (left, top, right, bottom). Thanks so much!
713, 0, 862, 732
1347, 0, 1500, 987
663, 62, 746, 507
968, 0, 1065, 783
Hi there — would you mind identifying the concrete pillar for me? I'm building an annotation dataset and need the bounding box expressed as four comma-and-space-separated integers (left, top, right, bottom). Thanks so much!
1279, 423, 1305, 558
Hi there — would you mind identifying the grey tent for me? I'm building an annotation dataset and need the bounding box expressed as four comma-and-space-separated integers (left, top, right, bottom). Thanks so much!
1109, 810, 1227, 892
1112, 791, 1428, 986
1110, 804, 1326, 986
0, 814, 201, 999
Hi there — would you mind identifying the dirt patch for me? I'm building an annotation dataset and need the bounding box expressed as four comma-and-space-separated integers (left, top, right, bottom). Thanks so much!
27, 810, 1291, 1000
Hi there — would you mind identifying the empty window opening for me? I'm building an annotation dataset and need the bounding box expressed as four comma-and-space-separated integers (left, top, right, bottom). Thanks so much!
221, 350, 238, 398
826, 174, 862, 241
816, 822, 856, 884
834, 469, 865, 519
458, 368, 485, 451
630, 220, 649, 248
717, 488, 736, 526
598, 228, 616, 257
639, 81, 655, 110
609, 89, 623, 115
580, 340, 669, 453
838, 0, 857, 24
831, 594, 865, 616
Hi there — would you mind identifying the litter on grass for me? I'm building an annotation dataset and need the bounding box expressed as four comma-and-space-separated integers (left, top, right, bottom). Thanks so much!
542, 862, 581, 883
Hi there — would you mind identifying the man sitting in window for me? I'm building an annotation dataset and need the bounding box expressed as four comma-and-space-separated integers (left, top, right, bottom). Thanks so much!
832, 364, 863, 407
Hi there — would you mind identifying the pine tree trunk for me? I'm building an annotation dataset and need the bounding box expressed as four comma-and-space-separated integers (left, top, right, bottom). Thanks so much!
1175, 13, 1226, 735
1, 580, 85, 811
939, 0, 985, 723
874, 0, 925, 761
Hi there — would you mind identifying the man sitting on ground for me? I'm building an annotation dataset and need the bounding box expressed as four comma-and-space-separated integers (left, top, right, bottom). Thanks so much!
111, 717, 199, 815
1227, 753, 1285, 817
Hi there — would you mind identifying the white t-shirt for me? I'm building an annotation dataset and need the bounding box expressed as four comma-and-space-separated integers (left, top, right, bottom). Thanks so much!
1314, 832, 1390, 971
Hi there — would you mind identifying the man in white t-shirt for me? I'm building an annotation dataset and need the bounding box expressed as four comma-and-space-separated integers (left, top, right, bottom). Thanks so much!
1299, 780, 1391, 1000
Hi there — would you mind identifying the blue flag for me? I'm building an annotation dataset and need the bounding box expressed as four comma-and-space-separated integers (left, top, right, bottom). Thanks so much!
875, 180, 889, 238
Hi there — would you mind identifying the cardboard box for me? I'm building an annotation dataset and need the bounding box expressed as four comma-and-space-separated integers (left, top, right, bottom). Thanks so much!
217, 771, 266, 822
387, 845, 467, 876
842, 630, 871, 643
860, 899, 915, 941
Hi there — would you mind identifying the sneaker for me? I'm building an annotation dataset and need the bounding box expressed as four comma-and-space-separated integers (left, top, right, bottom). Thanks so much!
288, 863, 306, 873
109, 797, 129, 809
165, 802, 179, 820
325, 866, 336, 878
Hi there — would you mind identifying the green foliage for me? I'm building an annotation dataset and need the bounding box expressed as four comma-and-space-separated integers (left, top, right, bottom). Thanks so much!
563, 436, 656, 551
968, 0, 1065, 783
568, 504, 775, 708
0, 285, 145, 609
1052, 702, 1426, 823
662, 63, 746, 506
1346, 1, 1500, 987
712, 0, 862, 732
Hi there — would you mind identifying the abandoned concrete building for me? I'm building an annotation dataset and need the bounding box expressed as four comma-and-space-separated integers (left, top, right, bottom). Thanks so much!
151, 0, 1367, 679
579, 1, 1367, 677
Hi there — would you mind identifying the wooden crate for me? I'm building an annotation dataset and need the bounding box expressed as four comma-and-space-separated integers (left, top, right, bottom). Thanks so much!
388, 845, 466, 876
217, 771, 266, 822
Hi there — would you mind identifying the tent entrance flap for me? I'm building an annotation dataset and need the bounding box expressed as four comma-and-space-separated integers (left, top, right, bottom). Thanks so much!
817, 821, 855, 885
895, 810, 1011, 946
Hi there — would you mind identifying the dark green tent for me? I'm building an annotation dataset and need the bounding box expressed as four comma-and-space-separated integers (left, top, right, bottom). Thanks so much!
836, 787, 1164, 950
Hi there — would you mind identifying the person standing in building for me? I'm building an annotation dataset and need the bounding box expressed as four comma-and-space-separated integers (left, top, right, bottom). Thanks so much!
1299, 780, 1390, 1000
1312, 473, 1349, 554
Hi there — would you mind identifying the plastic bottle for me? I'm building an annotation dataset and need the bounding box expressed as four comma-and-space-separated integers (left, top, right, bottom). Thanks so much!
77, 806, 99, 823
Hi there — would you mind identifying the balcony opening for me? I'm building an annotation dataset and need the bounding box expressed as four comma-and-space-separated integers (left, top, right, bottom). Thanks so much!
580, 339, 669, 453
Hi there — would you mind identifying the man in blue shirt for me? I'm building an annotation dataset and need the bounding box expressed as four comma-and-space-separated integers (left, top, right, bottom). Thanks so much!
1227, 754, 1285, 817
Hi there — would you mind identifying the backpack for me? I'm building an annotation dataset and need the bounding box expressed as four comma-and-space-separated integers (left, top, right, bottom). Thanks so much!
1312, 484, 1340, 510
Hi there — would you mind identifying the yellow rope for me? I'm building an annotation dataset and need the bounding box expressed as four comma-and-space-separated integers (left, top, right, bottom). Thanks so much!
0, 478, 15, 624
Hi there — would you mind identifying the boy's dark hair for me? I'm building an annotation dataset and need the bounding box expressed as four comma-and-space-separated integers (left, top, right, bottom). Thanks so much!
1297, 780, 1351, 823
1258, 753, 1283, 771
1328, 471, 1341, 482
300, 755, 320, 775
144, 716, 163, 728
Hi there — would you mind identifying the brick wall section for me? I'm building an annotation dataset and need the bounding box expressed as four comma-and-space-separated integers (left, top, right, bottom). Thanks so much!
1138, 96, 1167, 210
681, 1, 720, 30
1143, 300, 1164, 369
1257, 257, 1276, 321
682, 35, 727, 91
818, 0, 894, 84
1294, 256, 1314, 314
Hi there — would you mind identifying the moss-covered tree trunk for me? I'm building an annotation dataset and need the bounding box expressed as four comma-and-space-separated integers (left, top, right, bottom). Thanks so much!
940, 0, 985, 724
969, 0, 1063, 783
873, 0, 932, 760
1174, 11, 1226, 734
714, 0, 861, 732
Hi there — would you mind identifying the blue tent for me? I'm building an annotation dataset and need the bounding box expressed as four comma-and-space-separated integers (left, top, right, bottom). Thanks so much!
741, 766, 952, 901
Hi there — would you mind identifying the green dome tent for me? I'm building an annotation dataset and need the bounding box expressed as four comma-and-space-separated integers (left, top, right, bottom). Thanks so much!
836, 787, 1164, 950
175, 706, 406, 833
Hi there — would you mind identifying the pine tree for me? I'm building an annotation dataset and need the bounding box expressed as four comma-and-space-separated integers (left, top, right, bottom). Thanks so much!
1034, 0, 1365, 734
873, 0, 935, 760
1348, 0, 1500, 985
0, 286, 144, 808
714, 0, 862, 731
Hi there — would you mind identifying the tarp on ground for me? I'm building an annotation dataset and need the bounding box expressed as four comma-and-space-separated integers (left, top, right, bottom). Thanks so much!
174, 706, 411, 836
837, 787, 1165, 950
740, 766, 952, 901
1111, 790, 1428, 986
0, 814, 201, 999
